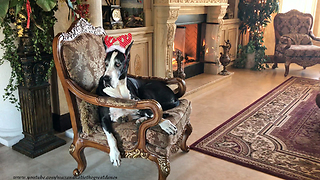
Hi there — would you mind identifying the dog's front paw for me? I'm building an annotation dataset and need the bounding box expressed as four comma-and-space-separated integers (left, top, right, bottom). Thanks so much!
109, 148, 121, 167
159, 119, 177, 135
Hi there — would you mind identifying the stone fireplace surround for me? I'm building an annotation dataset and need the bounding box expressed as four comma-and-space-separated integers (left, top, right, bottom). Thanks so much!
153, 0, 228, 78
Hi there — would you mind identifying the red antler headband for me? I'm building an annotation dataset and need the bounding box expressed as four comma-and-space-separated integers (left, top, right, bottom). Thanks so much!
104, 33, 132, 53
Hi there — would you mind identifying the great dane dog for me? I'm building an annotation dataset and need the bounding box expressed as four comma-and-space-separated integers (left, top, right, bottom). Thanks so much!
96, 33, 179, 167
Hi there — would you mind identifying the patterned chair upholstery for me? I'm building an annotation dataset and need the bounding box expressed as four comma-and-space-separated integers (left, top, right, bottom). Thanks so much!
273, 9, 320, 76
52, 18, 192, 180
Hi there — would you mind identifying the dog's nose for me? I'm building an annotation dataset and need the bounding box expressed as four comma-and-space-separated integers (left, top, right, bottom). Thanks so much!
102, 76, 112, 87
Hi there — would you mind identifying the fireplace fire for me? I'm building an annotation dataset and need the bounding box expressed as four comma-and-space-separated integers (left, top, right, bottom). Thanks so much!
172, 23, 207, 79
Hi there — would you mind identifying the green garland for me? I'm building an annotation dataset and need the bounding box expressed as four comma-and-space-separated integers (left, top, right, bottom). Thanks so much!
0, 1, 57, 109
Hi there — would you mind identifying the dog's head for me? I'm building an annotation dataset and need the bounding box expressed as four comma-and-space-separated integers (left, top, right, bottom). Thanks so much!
101, 33, 133, 88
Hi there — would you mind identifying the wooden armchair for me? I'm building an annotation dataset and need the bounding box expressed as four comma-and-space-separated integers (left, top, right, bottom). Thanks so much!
273, 9, 320, 76
52, 18, 192, 180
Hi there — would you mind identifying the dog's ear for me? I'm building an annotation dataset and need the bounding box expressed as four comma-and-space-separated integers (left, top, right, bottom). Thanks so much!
125, 41, 134, 57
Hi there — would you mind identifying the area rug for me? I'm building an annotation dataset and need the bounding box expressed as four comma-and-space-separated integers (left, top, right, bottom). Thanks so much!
190, 76, 320, 180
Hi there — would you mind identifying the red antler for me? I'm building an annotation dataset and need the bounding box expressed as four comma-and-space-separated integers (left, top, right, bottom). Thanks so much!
116, 33, 132, 48
104, 35, 117, 48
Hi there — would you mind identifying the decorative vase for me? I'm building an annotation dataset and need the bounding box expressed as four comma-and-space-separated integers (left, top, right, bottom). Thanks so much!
218, 40, 231, 76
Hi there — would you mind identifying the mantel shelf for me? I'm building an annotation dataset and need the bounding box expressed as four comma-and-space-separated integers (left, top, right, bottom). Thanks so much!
222, 18, 240, 24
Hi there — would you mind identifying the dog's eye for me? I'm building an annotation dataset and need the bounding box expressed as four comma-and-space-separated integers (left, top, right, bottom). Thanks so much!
105, 62, 109, 66
115, 62, 121, 67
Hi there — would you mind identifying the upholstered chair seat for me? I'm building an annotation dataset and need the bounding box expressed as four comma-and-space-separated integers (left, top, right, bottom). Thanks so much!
80, 99, 191, 157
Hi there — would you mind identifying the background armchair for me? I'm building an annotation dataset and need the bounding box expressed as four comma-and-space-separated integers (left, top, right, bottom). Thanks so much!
52, 18, 192, 180
273, 9, 320, 76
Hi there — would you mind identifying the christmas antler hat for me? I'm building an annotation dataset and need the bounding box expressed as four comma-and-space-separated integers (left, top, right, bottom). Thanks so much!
104, 33, 133, 54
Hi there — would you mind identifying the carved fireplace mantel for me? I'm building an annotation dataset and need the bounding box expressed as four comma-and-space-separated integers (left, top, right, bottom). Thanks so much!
153, 0, 228, 77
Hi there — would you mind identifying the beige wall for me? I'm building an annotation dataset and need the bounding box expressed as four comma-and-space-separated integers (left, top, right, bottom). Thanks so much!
264, 13, 276, 56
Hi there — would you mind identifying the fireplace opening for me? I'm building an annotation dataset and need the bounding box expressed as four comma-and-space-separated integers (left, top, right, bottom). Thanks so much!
173, 15, 207, 79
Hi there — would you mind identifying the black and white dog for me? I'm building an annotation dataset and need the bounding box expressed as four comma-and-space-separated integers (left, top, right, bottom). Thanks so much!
96, 34, 179, 167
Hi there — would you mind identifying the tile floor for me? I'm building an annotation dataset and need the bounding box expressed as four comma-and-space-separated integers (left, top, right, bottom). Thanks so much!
1, 63, 320, 180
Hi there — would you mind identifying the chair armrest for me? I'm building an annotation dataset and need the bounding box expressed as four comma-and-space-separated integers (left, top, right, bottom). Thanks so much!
285, 38, 292, 49
65, 79, 163, 149
65, 79, 137, 108
279, 35, 292, 49
128, 74, 186, 98
309, 32, 320, 41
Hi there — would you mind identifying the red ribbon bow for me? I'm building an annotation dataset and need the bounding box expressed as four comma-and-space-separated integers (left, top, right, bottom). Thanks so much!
26, 0, 32, 29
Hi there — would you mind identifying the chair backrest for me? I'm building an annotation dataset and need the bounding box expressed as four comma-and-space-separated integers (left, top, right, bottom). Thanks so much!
53, 18, 107, 130
274, 9, 313, 43
54, 18, 107, 92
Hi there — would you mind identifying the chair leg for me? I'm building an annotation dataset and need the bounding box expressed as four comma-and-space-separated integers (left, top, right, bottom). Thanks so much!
272, 56, 278, 69
69, 143, 87, 176
284, 61, 290, 77
155, 157, 170, 180
180, 123, 193, 152
272, 62, 278, 69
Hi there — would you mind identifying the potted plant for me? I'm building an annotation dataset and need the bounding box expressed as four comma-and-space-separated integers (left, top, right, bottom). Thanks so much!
233, 35, 269, 70
233, 0, 279, 70
0, 0, 66, 158
233, 40, 255, 69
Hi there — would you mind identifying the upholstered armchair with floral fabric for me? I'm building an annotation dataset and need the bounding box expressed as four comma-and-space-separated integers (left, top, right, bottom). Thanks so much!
273, 9, 320, 76
52, 18, 192, 180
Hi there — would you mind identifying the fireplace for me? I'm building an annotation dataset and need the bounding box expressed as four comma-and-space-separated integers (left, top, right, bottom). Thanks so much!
172, 15, 207, 79
152, 0, 229, 78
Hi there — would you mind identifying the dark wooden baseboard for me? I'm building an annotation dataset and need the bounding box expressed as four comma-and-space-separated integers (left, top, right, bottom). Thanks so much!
52, 113, 71, 132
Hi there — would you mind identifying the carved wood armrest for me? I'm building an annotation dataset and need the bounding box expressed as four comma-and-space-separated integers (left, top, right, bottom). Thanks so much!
65, 79, 163, 150
310, 32, 320, 41
128, 74, 186, 98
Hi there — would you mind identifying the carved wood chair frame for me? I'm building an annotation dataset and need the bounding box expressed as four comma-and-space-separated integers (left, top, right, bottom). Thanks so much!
52, 18, 192, 180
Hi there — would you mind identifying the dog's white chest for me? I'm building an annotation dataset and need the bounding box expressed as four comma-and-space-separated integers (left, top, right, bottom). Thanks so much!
102, 80, 131, 99
102, 79, 134, 122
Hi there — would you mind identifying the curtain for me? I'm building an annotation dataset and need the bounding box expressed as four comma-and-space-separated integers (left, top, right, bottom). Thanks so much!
313, 0, 320, 37
280, 0, 316, 14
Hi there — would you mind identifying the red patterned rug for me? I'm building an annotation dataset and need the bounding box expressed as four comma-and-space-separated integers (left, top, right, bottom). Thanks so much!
191, 76, 320, 180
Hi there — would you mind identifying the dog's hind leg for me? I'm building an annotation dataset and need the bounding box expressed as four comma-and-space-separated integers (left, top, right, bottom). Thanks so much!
101, 117, 121, 167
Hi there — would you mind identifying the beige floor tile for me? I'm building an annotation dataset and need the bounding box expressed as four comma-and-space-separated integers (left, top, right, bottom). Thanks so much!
1, 63, 320, 180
